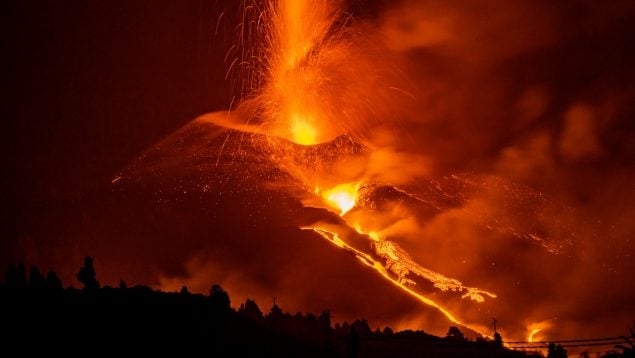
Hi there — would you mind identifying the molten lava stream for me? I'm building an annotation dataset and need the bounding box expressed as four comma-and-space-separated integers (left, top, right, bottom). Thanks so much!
236, 0, 496, 337
304, 225, 491, 337
306, 182, 494, 337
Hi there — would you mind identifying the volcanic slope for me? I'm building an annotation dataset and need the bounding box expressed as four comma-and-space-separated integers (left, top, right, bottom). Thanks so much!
87, 116, 579, 338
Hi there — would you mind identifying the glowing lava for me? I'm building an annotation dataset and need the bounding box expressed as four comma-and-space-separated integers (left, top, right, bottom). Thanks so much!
259, 0, 340, 145
290, 115, 318, 145
320, 182, 360, 215
208, 0, 499, 338
526, 321, 551, 342
528, 328, 542, 342
305, 225, 491, 337
252, 0, 498, 337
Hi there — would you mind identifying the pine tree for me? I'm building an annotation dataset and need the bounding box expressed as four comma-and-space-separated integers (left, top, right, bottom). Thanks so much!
77, 256, 100, 290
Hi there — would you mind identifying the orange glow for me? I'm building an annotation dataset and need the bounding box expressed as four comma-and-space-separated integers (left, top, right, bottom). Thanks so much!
198, 0, 510, 338
290, 114, 318, 145
251, 0, 406, 145
21, 0, 632, 345
305, 225, 491, 337
526, 321, 551, 342
320, 182, 360, 215
243, 0, 497, 336
260, 0, 338, 145
275, 0, 333, 69
528, 328, 542, 342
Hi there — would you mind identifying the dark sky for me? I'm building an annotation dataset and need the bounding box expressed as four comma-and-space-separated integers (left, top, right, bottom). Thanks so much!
3, 0, 234, 254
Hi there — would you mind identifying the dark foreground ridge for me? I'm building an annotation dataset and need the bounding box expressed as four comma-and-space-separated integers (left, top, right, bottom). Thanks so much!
1, 257, 633, 357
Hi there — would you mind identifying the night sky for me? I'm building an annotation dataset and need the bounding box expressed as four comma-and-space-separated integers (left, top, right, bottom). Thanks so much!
4, 0, 232, 253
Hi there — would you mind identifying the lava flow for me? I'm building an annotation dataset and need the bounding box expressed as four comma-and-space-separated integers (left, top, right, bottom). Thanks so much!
201, 0, 499, 337
147, 0, 635, 343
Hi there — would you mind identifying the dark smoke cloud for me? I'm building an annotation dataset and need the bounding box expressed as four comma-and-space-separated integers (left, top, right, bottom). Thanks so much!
362, 0, 635, 339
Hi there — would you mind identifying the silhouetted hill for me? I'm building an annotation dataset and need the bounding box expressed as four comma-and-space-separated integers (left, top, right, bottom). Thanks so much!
2, 257, 629, 357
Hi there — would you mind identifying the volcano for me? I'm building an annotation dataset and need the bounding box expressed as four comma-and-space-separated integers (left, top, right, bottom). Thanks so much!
49, 114, 569, 338
5, 0, 635, 350
90, 117, 461, 334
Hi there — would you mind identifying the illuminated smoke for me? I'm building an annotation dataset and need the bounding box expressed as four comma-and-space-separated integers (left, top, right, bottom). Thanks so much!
200, 0, 501, 337
142, 0, 634, 342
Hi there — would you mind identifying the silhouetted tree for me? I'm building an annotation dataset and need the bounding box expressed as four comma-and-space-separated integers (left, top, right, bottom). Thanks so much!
5, 262, 29, 289
475, 336, 489, 348
1, 258, 565, 357
239, 299, 263, 320
351, 319, 372, 335
77, 256, 100, 290
209, 284, 230, 309
267, 303, 284, 321
45, 270, 63, 290
446, 326, 465, 341
615, 342, 635, 357
4, 262, 23, 288
118, 279, 127, 289
548, 342, 568, 358
16, 263, 27, 288
29, 265, 46, 289
493, 331, 503, 348
318, 310, 332, 333
614, 325, 635, 358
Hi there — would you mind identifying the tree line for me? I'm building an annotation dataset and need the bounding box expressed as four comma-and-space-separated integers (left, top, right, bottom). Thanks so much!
1, 257, 631, 357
